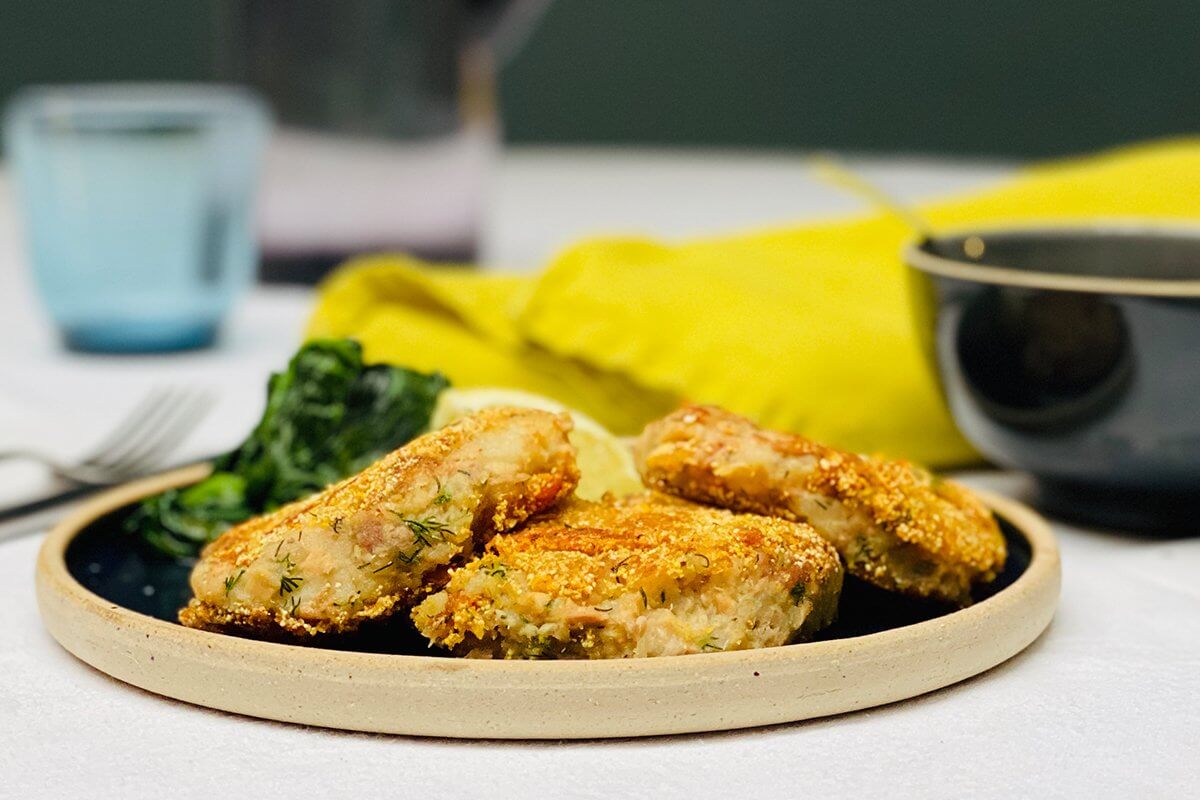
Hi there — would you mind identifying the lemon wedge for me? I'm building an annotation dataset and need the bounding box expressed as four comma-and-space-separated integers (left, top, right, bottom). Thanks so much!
430, 387, 643, 501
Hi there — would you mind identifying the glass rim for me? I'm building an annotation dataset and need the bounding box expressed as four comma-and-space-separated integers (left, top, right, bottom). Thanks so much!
5, 82, 270, 125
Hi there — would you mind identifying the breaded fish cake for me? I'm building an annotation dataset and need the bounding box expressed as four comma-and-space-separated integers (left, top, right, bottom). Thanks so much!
412, 495, 843, 659
180, 407, 579, 637
634, 405, 1005, 606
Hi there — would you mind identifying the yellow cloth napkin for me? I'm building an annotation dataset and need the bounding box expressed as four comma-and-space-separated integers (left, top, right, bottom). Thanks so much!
307, 139, 1200, 467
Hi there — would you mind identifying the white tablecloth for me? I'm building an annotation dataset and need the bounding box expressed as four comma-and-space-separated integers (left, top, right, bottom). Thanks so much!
1, 150, 1196, 799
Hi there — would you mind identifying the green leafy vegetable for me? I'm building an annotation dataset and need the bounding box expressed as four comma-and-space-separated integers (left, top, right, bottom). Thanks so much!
125, 339, 449, 558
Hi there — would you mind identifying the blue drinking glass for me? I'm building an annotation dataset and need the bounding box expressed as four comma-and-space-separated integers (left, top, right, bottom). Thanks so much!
4, 84, 270, 352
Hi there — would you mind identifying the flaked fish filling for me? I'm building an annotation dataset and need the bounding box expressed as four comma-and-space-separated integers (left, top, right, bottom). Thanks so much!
413, 502, 844, 661
426, 572, 828, 659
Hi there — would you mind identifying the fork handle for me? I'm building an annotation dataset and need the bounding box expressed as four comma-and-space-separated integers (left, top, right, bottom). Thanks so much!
0, 483, 100, 541
0, 449, 118, 485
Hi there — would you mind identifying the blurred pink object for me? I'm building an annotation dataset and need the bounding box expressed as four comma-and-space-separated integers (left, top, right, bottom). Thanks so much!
218, 0, 550, 281
259, 125, 495, 265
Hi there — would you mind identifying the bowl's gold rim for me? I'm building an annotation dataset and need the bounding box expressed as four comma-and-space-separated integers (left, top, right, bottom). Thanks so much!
905, 221, 1200, 297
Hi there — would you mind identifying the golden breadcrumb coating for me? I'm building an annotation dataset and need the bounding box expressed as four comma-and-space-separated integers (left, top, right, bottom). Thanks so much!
633, 405, 1005, 606
179, 407, 579, 637
412, 494, 843, 659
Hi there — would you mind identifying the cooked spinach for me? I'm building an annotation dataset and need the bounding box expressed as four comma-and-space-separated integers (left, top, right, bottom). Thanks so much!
126, 338, 448, 558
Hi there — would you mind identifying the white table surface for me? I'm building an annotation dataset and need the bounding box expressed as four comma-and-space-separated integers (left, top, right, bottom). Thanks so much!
1, 148, 1197, 799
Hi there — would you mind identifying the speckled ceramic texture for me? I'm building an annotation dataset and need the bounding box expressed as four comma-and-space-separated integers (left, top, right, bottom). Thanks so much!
36, 466, 1060, 739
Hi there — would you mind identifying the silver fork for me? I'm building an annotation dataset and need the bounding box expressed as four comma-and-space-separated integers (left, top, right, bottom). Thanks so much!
0, 386, 214, 486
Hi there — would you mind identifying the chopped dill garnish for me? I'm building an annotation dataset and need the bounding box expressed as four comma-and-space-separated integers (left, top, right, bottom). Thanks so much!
849, 534, 881, 568
391, 512, 452, 546
660, 590, 667, 603
275, 551, 296, 570
331, 517, 343, 534
484, 562, 508, 578
381, 513, 454, 566
683, 552, 711, 568
698, 631, 724, 652
273, 540, 284, 558
286, 593, 301, 614
813, 499, 829, 510
593, 605, 614, 612
434, 490, 452, 505
279, 574, 303, 596
223, 569, 245, 596
790, 581, 807, 603
611, 554, 633, 583
639, 588, 649, 608
372, 561, 394, 573
527, 633, 556, 658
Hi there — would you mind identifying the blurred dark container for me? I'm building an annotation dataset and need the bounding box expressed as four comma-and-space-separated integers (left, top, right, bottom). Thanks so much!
907, 227, 1200, 532
215, 0, 546, 282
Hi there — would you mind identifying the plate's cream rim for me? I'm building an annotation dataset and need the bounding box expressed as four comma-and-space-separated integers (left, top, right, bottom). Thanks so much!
36, 464, 1061, 676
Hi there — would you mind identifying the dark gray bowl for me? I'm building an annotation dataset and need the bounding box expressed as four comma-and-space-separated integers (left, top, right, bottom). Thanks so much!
905, 226, 1200, 531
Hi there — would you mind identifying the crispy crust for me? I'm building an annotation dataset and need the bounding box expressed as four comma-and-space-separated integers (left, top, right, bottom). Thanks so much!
634, 405, 1006, 605
179, 407, 579, 637
413, 494, 843, 658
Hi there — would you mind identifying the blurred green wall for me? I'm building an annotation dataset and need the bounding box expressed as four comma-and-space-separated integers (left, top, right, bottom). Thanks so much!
1, 2, 213, 89
4, 0, 1199, 157
502, 1, 1200, 156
